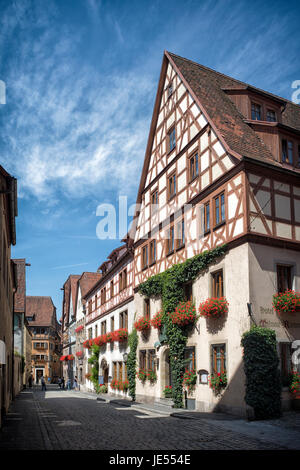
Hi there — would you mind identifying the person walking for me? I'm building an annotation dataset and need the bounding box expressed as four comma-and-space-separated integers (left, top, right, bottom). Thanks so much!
67, 378, 71, 390
58, 377, 62, 389
28, 375, 33, 388
74, 376, 79, 391
62, 377, 65, 390
41, 376, 47, 391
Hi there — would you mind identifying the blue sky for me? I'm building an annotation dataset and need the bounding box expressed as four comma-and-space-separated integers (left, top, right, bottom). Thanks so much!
1, 0, 299, 318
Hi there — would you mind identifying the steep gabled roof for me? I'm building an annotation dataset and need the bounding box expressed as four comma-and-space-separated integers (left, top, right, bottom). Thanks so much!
75, 272, 102, 312
26, 296, 56, 327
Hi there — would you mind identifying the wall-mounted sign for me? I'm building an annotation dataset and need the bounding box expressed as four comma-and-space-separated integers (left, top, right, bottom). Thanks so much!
198, 369, 209, 384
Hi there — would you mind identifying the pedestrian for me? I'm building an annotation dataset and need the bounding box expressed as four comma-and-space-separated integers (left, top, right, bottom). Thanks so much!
58, 377, 62, 389
66, 378, 70, 390
62, 377, 65, 389
41, 376, 47, 391
28, 375, 33, 388
74, 376, 79, 391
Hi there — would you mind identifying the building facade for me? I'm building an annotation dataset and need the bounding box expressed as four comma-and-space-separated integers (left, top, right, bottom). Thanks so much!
0, 165, 17, 427
26, 296, 61, 383
131, 52, 300, 416
83, 245, 134, 394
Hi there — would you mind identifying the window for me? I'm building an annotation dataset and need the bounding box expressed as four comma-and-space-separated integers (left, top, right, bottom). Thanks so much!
183, 282, 193, 302
148, 350, 156, 371
119, 272, 123, 292
88, 328, 92, 340
168, 172, 176, 199
119, 268, 127, 291
144, 299, 150, 320
266, 109, 276, 122
110, 280, 114, 298
167, 82, 173, 98
95, 294, 98, 309
176, 219, 185, 249
118, 362, 123, 381
212, 270, 224, 298
168, 127, 176, 152
111, 316, 114, 332
151, 189, 159, 214
214, 192, 225, 226
95, 325, 98, 338
282, 139, 293, 164
88, 300, 92, 315
184, 346, 196, 372
101, 287, 106, 305
142, 245, 148, 269
149, 239, 156, 265
101, 321, 106, 335
189, 153, 199, 181
251, 103, 261, 120
203, 202, 210, 233
139, 350, 146, 369
113, 362, 117, 380
277, 265, 292, 293
119, 311, 128, 329
211, 344, 226, 374
166, 225, 174, 254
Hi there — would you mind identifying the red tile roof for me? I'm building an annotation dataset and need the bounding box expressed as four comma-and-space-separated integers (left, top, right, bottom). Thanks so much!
26, 296, 57, 327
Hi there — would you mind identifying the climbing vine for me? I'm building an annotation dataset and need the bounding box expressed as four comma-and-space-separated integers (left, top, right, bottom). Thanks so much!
138, 244, 227, 408
127, 328, 138, 401
88, 344, 100, 390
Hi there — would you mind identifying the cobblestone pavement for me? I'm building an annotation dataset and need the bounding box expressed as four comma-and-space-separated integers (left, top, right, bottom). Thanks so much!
0, 385, 298, 450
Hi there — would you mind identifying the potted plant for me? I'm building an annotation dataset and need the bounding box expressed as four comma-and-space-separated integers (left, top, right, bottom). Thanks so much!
96, 384, 108, 394
209, 372, 227, 395
290, 371, 300, 410
137, 368, 147, 383
198, 297, 229, 318
114, 328, 128, 342
147, 369, 157, 384
183, 369, 197, 392
273, 290, 300, 314
151, 311, 163, 329
162, 385, 173, 398
168, 301, 198, 327
134, 317, 151, 332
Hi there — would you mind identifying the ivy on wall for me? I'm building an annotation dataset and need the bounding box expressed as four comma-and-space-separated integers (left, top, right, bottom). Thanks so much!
127, 328, 138, 401
88, 344, 100, 389
241, 325, 282, 419
137, 244, 227, 408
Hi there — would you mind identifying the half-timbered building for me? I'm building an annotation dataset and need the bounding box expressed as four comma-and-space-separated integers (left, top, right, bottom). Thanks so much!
83, 243, 134, 394
132, 51, 300, 415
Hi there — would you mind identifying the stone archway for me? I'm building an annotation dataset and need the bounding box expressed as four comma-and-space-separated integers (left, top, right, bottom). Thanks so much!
100, 358, 109, 387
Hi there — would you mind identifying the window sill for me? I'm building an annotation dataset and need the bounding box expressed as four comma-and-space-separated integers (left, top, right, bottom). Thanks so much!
176, 243, 185, 251
149, 261, 156, 268
189, 175, 199, 184
166, 250, 174, 258
213, 221, 226, 231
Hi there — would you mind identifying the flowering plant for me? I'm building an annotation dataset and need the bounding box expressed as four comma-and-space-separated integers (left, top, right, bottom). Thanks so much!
273, 290, 300, 314
134, 317, 151, 331
105, 332, 114, 343
151, 311, 163, 329
183, 369, 197, 392
114, 328, 128, 342
93, 335, 107, 347
75, 325, 84, 333
198, 297, 229, 318
110, 379, 119, 390
163, 385, 173, 398
76, 351, 83, 357
60, 355, 67, 361
118, 380, 129, 391
290, 372, 300, 395
96, 384, 108, 394
146, 369, 157, 383
137, 368, 148, 383
67, 354, 74, 361
168, 301, 198, 327
209, 372, 227, 394
85, 373, 91, 379
83, 340, 91, 349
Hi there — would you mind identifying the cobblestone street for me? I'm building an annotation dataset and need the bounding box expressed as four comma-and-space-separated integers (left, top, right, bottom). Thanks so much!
0, 385, 299, 451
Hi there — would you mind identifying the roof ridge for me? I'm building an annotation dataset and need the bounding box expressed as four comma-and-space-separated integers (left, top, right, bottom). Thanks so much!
166, 51, 300, 108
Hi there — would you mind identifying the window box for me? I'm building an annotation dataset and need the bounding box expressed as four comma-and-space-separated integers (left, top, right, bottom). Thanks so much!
198, 297, 229, 318
183, 369, 197, 392
273, 290, 300, 314
209, 372, 227, 395
151, 311, 163, 329
114, 328, 128, 342
76, 351, 83, 358
168, 301, 197, 327
134, 317, 151, 331
75, 325, 84, 333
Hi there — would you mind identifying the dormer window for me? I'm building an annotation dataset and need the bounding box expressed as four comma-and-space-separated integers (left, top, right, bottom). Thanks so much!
251, 103, 261, 120
282, 139, 293, 164
168, 126, 176, 152
266, 109, 276, 122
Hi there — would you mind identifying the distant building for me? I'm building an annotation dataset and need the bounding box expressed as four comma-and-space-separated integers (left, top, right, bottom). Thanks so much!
26, 296, 61, 383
